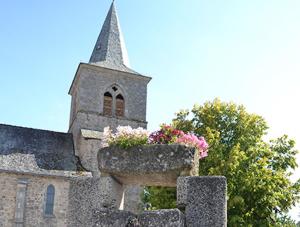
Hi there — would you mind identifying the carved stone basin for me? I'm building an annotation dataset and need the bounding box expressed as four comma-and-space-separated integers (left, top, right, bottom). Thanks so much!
98, 144, 199, 187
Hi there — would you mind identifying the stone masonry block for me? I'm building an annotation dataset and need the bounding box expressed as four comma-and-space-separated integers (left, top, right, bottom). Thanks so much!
97, 176, 124, 209
177, 176, 227, 227
68, 176, 124, 226
123, 185, 144, 214
92, 208, 137, 227
138, 209, 185, 227
98, 144, 199, 187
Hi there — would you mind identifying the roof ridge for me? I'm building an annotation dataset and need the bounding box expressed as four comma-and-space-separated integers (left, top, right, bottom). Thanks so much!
0, 123, 70, 135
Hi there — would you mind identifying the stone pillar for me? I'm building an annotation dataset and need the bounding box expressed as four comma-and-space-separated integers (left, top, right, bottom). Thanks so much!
14, 178, 28, 227
68, 176, 124, 226
123, 185, 143, 213
177, 176, 227, 227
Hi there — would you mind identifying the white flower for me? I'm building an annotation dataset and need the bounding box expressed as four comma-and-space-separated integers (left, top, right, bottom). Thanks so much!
133, 127, 149, 138
103, 126, 113, 142
116, 125, 133, 137
104, 125, 149, 147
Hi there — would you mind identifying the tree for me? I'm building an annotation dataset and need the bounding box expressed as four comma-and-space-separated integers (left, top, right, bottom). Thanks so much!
145, 99, 300, 226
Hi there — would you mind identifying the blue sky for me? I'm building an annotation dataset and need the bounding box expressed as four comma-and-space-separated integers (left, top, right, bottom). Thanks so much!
0, 0, 299, 220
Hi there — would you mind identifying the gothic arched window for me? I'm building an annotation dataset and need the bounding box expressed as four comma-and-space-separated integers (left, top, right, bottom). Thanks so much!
116, 94, 125, 117
103, 92, 113, 116
44, 185, 55, 216
103, 85, 125, 118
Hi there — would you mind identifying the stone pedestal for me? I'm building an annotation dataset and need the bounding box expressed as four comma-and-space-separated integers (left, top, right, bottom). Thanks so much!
98, 144, 199, 187
177, 176, 227, 227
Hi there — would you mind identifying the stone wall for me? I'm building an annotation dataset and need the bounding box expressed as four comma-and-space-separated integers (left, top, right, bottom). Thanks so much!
0, 172, 70, 227
67, 176, 124, 227
0, 172, 16, 227
69, 64, 150, 126
0, 124, 78, 171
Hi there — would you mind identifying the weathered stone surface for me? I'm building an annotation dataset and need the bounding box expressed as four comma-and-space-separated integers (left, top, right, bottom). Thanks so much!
123, 185, 144, 214
0, 156, 91, 179
81, 129, 103, 139
98, 144, 199, 187
68, 65, 150, 129
74, 129, 103, 177
92, 208, 137, 227
0, 172, 70, 227
91, 208, 184, 227
138, 209, 185, 227
177, 176, 227, 227
0, 124, 79, 171
67, 176, 124, 227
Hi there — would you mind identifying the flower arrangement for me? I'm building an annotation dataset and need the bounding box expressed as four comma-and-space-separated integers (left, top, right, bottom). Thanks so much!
148, 124, 184, 144
149, 124, 208, 158
103, 124, 208, 158
103, 126, 149, 149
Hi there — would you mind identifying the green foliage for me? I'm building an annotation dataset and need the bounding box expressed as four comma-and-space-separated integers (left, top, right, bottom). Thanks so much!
144, 99, 300, 226
142, 186, 177, 210
109, 136, 148, 149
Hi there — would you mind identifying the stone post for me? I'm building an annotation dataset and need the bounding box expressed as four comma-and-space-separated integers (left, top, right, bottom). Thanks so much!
177, 176, 227, 227
68, 176, 124, 226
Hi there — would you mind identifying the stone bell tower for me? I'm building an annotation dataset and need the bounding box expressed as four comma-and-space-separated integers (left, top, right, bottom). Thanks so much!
68, 1, 151, 212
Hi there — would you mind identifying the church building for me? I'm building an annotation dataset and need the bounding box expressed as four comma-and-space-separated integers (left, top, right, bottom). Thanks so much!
0, 2, 151, 226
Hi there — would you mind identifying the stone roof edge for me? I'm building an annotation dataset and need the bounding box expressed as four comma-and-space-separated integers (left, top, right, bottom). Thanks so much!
0, 123, 70, 135
68, 62, 152, 95
0, 168, 92, 179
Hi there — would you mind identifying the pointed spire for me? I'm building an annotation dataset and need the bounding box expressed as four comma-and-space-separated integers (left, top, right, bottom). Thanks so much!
89, 1, 131, 69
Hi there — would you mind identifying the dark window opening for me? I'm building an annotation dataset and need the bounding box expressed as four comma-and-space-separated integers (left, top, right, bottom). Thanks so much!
103, 92, 113, 116
116, 94, 125, 117
45, 185, 55, 216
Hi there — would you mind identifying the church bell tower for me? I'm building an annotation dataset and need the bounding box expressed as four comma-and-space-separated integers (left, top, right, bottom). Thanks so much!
67, 1, 151, 213
68, 2, 151, 136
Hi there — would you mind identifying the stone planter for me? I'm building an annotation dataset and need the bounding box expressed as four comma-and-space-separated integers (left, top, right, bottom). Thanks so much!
98, 144, 199, 187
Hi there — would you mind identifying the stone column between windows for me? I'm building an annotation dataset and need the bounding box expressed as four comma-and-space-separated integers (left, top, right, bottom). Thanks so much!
14, 178, 28, 227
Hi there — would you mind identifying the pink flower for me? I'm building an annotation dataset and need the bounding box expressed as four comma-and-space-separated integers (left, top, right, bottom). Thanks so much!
175, 133, 208, 159
149, 124, 208, 159
200, 150, 208, 158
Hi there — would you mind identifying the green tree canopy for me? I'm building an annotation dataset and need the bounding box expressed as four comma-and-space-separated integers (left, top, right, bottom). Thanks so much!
145, 99, 300, 226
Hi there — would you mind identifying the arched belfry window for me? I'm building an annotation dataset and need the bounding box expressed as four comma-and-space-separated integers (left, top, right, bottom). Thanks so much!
103, 85, 125, 118
116, 94, 124, 117
44, 185, 55, 216
103, 92, 113, 116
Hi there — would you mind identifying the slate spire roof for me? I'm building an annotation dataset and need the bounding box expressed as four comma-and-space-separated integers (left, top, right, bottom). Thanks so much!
89, 1, 136, 74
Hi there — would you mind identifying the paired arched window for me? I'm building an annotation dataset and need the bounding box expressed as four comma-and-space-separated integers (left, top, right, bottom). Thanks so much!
44, 185, 55, 216
103, 92, 113, 116
103, 85, 125, 117
116, 94, 124, 117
